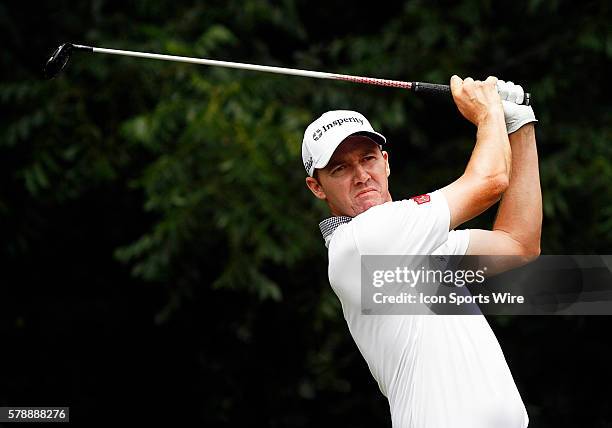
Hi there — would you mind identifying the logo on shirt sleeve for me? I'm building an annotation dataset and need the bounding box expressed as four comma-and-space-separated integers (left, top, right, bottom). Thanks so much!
411, 194, 431, 205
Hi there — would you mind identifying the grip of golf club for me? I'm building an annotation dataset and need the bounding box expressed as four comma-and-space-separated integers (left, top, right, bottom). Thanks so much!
412, 81, 531, 106
411, 82, 451, 98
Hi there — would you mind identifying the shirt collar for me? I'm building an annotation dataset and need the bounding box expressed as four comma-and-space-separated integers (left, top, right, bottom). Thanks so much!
319, 216, 353, 247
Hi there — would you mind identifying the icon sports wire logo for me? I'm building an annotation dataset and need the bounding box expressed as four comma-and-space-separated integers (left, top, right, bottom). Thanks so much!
312, 116, 365, 141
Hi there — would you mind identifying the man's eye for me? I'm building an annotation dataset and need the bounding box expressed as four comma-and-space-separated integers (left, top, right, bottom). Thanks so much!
332, 165, 345, 174
364, 155, 376, 161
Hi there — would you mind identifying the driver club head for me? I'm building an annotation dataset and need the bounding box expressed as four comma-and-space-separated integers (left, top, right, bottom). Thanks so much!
44, 43, 75, 79
44, 43, 92, 79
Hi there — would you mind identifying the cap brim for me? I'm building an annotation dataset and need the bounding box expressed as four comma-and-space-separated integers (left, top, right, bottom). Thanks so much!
312, 130, 387, 174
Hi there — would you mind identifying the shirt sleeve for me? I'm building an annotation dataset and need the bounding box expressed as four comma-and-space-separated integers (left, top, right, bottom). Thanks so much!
352, 190, 451, 255
432, 229, 471, 256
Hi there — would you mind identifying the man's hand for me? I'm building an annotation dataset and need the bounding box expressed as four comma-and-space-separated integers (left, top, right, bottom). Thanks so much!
502, 99, 537, 134
450, 75, 505, 126
494, 79, 538, 134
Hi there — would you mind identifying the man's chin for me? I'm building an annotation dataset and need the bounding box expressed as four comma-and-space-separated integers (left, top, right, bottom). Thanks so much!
354, 198, 385, 216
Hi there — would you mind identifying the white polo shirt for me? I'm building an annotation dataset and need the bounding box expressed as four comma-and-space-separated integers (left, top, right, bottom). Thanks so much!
320, 191, 529, 428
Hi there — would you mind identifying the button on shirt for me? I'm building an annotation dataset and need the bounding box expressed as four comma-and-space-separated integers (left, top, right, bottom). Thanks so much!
320, 191, 529, 428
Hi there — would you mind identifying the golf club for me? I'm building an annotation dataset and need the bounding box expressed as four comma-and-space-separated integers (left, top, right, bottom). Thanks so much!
44, 43, 531, 106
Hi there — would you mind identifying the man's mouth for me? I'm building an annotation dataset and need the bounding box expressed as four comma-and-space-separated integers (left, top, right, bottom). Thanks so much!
355, 188, 378, 198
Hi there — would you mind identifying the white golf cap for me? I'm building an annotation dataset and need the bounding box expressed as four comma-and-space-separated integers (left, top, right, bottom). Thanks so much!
302, 110, 386, 177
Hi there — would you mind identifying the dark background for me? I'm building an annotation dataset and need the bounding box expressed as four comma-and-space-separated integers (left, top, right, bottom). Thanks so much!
1, 0, 611, 426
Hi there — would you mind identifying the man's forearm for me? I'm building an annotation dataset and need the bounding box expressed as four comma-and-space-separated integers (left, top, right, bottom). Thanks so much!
442, 76, 513, 229
465, 110, 512, 185
492, 124, 542, 254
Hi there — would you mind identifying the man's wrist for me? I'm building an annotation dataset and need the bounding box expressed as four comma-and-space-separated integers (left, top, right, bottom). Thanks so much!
508, 120, 537, 136
478, 107, 506, 127
508, 123, 536, 143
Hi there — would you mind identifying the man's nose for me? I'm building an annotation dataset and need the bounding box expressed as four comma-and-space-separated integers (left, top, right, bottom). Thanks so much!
353, 164, 371, 184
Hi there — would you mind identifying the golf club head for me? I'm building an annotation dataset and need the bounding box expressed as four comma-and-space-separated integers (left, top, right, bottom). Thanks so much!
44, 43, 92, 79
44, 43, 74, 79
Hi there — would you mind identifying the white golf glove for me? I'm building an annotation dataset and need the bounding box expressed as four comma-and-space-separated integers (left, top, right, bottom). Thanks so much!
497, 80, 537, 134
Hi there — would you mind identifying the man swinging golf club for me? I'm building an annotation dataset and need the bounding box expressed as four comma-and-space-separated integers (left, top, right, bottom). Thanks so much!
303, 75, 541, 428
43, 41, 542, 425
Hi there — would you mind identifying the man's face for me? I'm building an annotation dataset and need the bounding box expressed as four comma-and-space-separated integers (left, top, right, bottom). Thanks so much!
306, 136, 392, 217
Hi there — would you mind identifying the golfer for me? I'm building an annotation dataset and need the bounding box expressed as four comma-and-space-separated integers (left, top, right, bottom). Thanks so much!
302, 76, 540, 427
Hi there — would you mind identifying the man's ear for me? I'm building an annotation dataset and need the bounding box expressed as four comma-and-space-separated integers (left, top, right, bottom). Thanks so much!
306, 176, 327, 200
382, 151, 391, 177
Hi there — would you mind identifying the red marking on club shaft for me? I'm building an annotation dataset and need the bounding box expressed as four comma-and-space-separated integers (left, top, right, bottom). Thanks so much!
333, 74, 412, 89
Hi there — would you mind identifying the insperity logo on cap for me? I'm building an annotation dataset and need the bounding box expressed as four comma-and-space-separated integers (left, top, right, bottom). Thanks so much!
301, 110, 387, 177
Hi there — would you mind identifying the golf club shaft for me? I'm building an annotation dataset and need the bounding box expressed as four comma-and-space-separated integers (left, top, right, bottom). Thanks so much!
62, 44, 530, 105
90, 46, 414, 89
